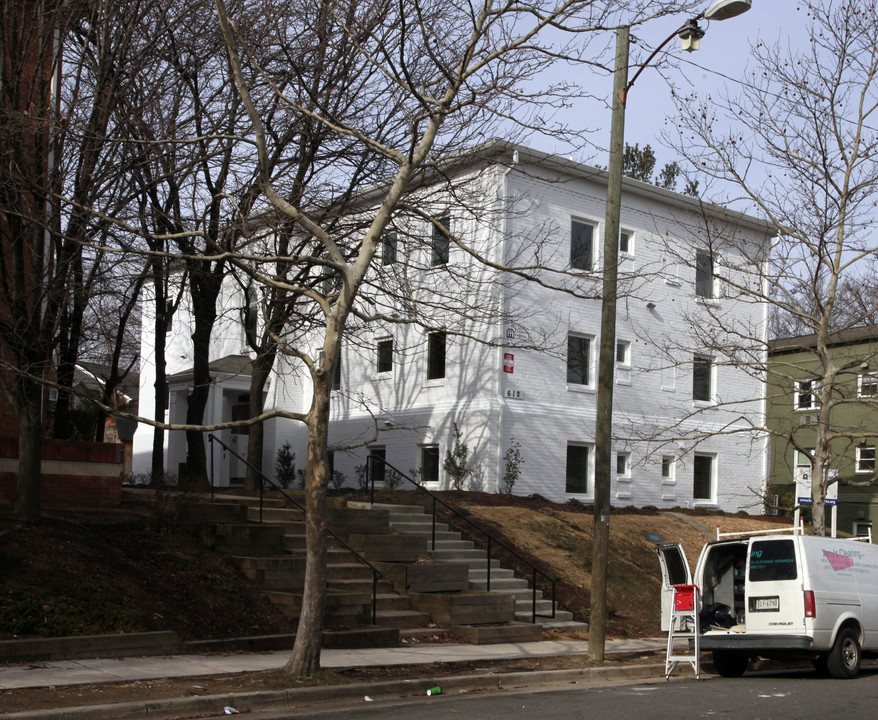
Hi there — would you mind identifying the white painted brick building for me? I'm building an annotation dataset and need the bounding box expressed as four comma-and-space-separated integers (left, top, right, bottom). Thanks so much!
133, 142, 772, 512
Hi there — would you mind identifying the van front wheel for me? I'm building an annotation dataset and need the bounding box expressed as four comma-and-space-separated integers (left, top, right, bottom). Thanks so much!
712, 650, 748, 678
827, 627, 861, 679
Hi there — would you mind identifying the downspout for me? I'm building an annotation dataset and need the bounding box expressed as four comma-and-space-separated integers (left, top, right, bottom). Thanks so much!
496, 150, 518, 491
761, 234, 779, 509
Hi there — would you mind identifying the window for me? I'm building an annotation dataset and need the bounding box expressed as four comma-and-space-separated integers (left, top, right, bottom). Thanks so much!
382, 232, 398, 265
853, 520, 873, 539
859, 370, 877, 398
421, 445, 440, 484
567, 334, 591, 385
661, 456, 675, 480
795, 449, 814, 470
857, 445, 875, 473
431, 214, 450, 266
570, 219, 595, 271
616, 341, 630, 365
376, 338, 393, 374
616, 453, 630, 476
795, 380, 820, 410
749, 540, 797, 582
566, 444, 589, 494
693, 355, 713, 402
693, 454, 713, 501
427, 331, 446, 380
368, 447, 386, 485
619, 229, 633, 255
695, 250, 714, 298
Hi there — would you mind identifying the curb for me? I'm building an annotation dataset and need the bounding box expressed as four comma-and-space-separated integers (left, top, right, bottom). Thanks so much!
2, 663, 668, 720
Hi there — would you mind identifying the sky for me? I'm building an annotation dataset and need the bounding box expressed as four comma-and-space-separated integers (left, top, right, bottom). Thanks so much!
538, 0, 812, 172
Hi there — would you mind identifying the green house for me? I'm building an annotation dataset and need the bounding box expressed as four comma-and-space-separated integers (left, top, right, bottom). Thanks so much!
768, 326, 878, 538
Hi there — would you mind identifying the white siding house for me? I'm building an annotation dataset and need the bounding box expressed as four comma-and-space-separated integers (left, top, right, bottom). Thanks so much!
133, 142, 772, 512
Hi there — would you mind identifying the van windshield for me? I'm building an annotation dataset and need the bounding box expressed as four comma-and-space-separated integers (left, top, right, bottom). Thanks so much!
749, 540, 797, 581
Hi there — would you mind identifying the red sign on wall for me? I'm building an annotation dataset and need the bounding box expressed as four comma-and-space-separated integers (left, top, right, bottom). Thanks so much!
503, 353, 514, 373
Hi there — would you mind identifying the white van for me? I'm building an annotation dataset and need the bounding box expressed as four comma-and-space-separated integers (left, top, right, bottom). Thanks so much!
658, 530, 878, 679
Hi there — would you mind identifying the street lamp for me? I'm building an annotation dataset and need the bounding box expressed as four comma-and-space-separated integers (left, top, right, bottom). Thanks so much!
588, 0, 752, 664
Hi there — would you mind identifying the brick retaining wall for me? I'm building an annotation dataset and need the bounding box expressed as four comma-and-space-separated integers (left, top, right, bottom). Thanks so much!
0, 437, 123, 507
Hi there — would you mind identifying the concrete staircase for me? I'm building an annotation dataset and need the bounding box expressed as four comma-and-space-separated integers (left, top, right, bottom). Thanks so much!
240, 504, 431, 630
349, 501, 585, 630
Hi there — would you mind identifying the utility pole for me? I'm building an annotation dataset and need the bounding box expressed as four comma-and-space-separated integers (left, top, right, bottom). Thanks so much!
589, 24, 628, 664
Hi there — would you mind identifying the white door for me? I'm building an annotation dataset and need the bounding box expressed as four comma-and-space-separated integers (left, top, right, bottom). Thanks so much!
656, 542, 692, 632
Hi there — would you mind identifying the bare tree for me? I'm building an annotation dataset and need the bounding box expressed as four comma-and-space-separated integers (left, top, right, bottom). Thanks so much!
663, 0, 878, 535
214, 0, 706, 675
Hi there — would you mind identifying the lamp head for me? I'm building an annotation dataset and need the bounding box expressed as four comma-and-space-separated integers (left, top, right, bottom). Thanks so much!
704, 0, 751, 21
678, 19, 705, 53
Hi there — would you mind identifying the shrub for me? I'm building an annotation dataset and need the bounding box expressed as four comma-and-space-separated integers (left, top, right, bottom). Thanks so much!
329, 470, 347, 490
443, 422, 473, 490
500, 438, 523, 494
274, 443, 296, 489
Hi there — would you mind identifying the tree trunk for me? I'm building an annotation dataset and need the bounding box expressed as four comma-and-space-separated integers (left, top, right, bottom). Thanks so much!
245, 350, 276, 492
13, 376, 44, 525
284, 380, 331, 676
184, 266, 220, 485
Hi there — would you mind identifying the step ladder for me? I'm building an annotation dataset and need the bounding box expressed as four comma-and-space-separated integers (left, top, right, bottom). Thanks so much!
665, 583, 701, 680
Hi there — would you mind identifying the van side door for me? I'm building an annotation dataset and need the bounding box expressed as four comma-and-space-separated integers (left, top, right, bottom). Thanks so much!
657, 542, 692, 632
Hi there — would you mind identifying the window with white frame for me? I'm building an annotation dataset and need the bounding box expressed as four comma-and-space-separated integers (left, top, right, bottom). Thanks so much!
693, 355, 713, 402
693, 454, 714, 501
368, 446, 386, 485
616, 453, 630, 477
376, 338, 393, 374
695, 250, 714, 298
857, 445, 875, 473
795, 379, 820, 410
431, 214, 450, 266
661, 456, 675, 481
427, 331, 446, 380
859, 370, 878, 398
619, 229, 633, 255
567, 334, 592, 386
616, 340, 631, 366
382, 232, 398, 265
795, 448, 814, 470
566, 444, 590, 494
420, 445, 440, 484
570, 219, 595, 271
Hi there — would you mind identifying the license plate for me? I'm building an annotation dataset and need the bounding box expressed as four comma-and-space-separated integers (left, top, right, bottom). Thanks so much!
751, 596, 779, 611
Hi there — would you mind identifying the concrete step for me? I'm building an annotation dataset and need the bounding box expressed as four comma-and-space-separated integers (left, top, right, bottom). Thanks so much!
434, 556, 500, 570
326, 562, 377, 580
393, 528, 462, 542
373, 593, 414, 612
426, 539, 474, 551
247, 507, 306, 523
468, 577, 529, 592
515, 598, 556, 613
473, 586, 545, 601
429, 548, 487, 562
467, 567, 515, 581
372, 609, 431, 629
392, 521, 450, 534
514, 609, 577, 625
388, 512, 430, 524
347, 502, 425, 515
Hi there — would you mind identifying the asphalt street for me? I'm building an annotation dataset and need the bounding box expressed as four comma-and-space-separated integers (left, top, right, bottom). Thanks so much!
243, 667, 878, 720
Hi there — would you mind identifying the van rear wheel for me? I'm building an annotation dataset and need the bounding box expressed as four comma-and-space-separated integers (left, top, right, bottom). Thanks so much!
712, 650, 748, 678
826, 627, 861, 679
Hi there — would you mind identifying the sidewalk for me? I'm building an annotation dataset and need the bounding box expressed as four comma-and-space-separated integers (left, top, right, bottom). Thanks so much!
0, 637, 666, 691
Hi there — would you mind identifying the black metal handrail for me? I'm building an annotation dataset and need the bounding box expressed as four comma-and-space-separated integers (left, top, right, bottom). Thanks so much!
208, 434, 382, 623
367, 456, 556, 623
